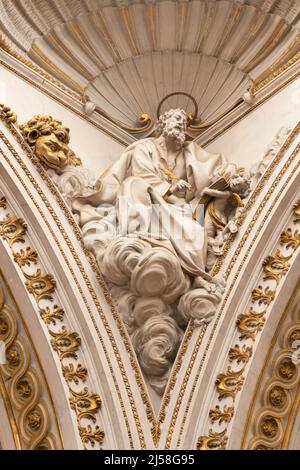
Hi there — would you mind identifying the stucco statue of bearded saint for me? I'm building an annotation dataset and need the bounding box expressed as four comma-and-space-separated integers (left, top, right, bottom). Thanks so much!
73, 109, 231, 286
18, 109, 245, 394
72, 109, 240, 395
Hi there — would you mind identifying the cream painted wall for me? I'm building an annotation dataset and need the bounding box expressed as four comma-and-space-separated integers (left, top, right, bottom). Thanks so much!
205, 78, 300, 168
0, 64, 125, 172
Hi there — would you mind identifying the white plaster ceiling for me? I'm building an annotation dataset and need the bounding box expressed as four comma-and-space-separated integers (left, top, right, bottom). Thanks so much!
0, 0, 299, 127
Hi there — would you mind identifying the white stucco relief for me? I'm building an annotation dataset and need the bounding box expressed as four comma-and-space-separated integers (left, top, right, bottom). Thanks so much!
3, 105, 286, 398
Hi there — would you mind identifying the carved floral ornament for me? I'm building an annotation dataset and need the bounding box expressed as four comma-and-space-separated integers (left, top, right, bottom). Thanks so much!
0, 196, 104, 449
245, 318, 300, 449
197, 200, 300, 450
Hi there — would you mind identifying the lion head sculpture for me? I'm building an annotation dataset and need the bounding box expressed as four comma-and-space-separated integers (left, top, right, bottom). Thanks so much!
19, 115, 81, 170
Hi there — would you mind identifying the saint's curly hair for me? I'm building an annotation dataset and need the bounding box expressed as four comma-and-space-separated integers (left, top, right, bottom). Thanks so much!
19, 114, 70, 146
155, 108, 187, 135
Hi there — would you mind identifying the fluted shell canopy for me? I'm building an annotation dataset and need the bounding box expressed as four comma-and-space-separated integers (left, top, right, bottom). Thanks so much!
1, 0, 299, 127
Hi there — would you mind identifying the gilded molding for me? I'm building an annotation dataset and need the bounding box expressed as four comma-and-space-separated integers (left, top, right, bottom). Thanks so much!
0, 278, 60, 449
197, 429, 228, 451
198, 195, 300, 449
215, 367, 244, 401
250, 51, 300, 94
247, 319, 300, 449
0, 57, 132, 147
172, 125, 300, 449
292, 200, 300, 223
213, 125, 300, 275
0, 196, 104, 449
209, 405, 234, 424
228, 344, 252, 364
242, 278, 300, 449
236, 309, 266, 341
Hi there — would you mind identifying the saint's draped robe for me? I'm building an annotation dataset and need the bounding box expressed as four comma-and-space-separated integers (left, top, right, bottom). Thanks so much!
72, 138, 227, 279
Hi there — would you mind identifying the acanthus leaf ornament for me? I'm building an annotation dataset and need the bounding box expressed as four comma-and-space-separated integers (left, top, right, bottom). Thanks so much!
262, 250, 292, 285
24, 270, 56, 302
215, 366, 244, 401
50, 326, 81, 360
0, 196, 7, 208
24, 269, 56, 302
62, 363, 88, 385
209, 405, 234, 424
39, 305, 64, 326
292, 200, 300, 223
197, 429, 228, 450
13, 247, 38, 267
0, 180, 105, 448
0, 215, 27, 247
69, 387, 102, 422
280, 228, 300, 251
228, 344, 252, 364
79, 425, 104, 448
236, 308, 266, 340
251, 286, 275, 306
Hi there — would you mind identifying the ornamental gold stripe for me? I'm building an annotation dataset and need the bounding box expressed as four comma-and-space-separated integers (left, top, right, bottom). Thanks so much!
197, 184, 300, 449
241, 277, 300, 449
0, 126, 145, 447
0, 267, 59, 449
45, 31, 94, 82
0, 186, 103, 448
173, 124, 300, 449
0, 34, 82, 100
0, 370, 21, 449
0, 268, 64, 449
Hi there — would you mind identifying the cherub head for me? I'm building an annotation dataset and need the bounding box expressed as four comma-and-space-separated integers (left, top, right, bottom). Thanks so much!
156, 109, 187, 144
19, 115, 81, 170
229, 167, 251, 198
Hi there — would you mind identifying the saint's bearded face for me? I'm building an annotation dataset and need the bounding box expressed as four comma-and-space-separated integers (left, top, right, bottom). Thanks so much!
162, 111, 187, 144
34, 133, 76, 170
